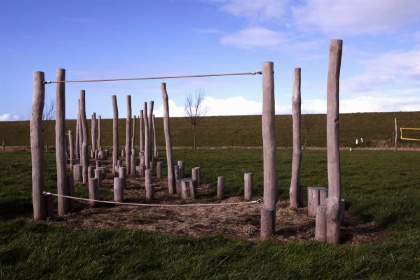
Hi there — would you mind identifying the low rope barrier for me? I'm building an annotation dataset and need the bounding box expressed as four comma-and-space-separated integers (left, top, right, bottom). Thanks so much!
43, 191, 262, 208
44, 71, 262, 84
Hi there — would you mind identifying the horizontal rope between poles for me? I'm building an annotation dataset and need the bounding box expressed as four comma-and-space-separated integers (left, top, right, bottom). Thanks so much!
43, 192, 262, 207
44, 71, 262, 84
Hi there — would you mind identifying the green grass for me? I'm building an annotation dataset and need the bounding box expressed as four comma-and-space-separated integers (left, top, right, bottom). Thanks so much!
1, 111, 419, 148
0, 149, 419, 279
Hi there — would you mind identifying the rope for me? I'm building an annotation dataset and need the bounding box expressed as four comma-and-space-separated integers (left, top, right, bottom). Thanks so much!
43, 191, 262, 207
44, 71, 262, 84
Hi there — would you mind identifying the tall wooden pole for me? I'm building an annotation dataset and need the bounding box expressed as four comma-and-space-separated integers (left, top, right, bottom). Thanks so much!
152, 114, 158, 158
394, 118, 398, 152
91, 112, 97, 156
148, 101, 154, 162
326, 39, 343, 245
56, 68, 68, 215
260, 61, 278, 239
112, 95, 119, 175
75, 101, 80, 161
97, 115, 101, 150
143, 102, 150, 170
161, 83, 175, 194
31, 71, 46, 220
290, 68, 303, 208
139, 110, 144, 154
80, 90, 89, 184
132, 115, 136, 152
126, 95, 132, 175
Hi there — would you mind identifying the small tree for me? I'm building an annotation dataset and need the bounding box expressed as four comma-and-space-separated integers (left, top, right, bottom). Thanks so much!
42, 97, 55, 150
184, 89, 207, 149
302, 114, 315, 148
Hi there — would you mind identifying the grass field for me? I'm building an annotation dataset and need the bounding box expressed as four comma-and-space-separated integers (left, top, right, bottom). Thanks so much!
0, 148, 419, 279
0, 111, 419, 148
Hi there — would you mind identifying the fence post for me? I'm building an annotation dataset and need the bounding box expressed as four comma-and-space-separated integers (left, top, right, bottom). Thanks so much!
217, 176, 225, 200
260, 61, 277, 239
31, 71, 46, 220
97, 115, 101, 151
161, 83, 176, 194
112, 95, 119, 175
126, 95, 132, 175
143, 102, 150, 170
290, 67, 303, 208
326, 39, 343, 245
244, 173, 253, 201
80, 90, 89, 184
56, 68, 69, 216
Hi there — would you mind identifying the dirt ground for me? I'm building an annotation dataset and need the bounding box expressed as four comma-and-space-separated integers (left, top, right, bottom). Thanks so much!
44, 157, 387, 245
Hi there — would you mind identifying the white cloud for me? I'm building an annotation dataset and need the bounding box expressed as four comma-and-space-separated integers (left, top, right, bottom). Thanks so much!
293, 0, 420, 35
218, 0, 289, 21
342, 48, 420, 92
0, 113, 23, 121
221, 27, 286, 49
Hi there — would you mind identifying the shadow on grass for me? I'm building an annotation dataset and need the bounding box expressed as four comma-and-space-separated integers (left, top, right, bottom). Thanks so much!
0, 198, 32, 219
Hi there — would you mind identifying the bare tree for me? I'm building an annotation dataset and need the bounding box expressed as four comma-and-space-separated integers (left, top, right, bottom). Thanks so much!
184, 89, 207, 149
42, 97, 55, 150
302, 114, 315, 148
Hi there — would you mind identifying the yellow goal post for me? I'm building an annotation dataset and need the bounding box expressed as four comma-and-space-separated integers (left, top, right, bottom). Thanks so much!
400, 128, 420, 141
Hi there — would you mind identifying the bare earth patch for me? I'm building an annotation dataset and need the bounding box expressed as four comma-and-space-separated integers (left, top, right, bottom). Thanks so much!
45, 158, 387, 245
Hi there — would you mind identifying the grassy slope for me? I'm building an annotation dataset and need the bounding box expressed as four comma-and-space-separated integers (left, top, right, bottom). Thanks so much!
0, 111, 419, 148
0, 149, 419, 279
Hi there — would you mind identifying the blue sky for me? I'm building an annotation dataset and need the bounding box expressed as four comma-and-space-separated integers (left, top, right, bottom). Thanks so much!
1, 0, 420, 121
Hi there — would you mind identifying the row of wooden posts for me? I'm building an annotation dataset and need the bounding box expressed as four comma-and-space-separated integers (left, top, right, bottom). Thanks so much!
30, 39, 344, 244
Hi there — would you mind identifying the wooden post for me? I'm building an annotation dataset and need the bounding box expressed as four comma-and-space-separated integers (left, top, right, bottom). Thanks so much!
68, 130, 74, 169
97, 115, 101, 151
80, 90, 89, 184
130, 154, 136, 176
139, 110, 144, 154
132, 115, 136, 153
326, 39, 343, 245
178, 160, 185, 179
91, 112, 97, 157
73, 164, 82, 183
148, 101, 154, 163
95, 168, 102, 187
119, 166, 127, 187
174, 165, 180, 195
244, 173, 253, 201
192, 167, 201, 188
217, 176, 225, 200
156, 161, 162, 179
145, 169, 154, 202
75, 102, 80, 161
31, 71, 46, 220
161, 83, 175, 194
88, 178, 99, 206
143, 103, 150, 170
261, 61, 278, 239
315, 204, 327, 242
394, 118, 398, 152
152, 114, 158, 158
112, 95, 119, 175
126, 95, 132, 175
290, 67, 303, 208
114, 177, 124, 202
56, 68, 69, 216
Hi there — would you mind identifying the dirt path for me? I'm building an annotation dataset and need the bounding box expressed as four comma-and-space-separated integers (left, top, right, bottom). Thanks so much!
45, 157, 387, 245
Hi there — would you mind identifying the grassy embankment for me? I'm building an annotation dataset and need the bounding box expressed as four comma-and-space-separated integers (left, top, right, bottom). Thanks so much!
1, 111, 419, 149
0, 147, 419, 279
